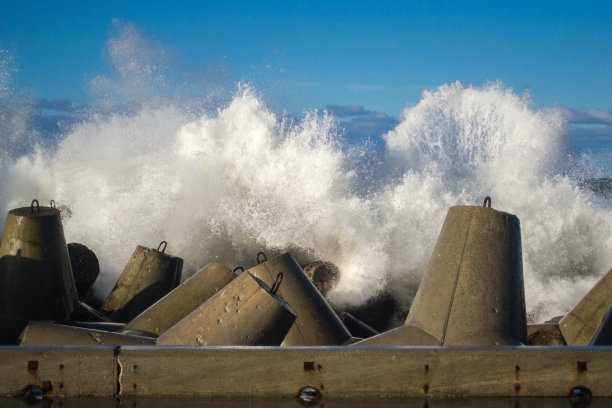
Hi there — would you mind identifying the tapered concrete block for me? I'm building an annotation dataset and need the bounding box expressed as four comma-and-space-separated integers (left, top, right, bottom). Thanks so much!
19, 321, 155, 346
157, 271, 296, 346
0, 201, 78, 344
122, 262, 236, 336
357, 204, 526, 346
247, 252, 351, 346
560, 268, 612, 345
67, 242, 100, 300
101, 243, 183, 323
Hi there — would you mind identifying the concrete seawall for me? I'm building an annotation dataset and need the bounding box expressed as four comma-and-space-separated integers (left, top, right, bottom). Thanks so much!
2, 345, 612, 399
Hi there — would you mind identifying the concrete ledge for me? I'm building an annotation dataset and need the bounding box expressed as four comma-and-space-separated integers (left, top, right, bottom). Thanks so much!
118, 346, 612, 398
0, 346, 117, 397
3, 346, 612, 398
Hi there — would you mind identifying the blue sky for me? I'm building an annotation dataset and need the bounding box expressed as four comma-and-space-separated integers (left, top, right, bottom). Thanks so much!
1, 0, 612, 171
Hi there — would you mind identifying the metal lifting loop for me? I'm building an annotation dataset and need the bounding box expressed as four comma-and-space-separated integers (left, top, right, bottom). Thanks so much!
30, 199, 40, 214
233, 266, 244, 275
157, 241, 168, 253
49, 200, 56, 208
256, 251, 267, 264
483, 196, 491, 208
270, 272, 283, 295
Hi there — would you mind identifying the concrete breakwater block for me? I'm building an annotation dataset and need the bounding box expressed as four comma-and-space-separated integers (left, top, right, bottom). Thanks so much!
156, 271, 296, 346
19, 321, 155, 346
0, 200, 79, 345
100, 242, 183, 323
67, 242, 100, 300
560, 268, 612, 345
247, 252, 351, 346
357, 203, 526, 346
122, 262, 237, 337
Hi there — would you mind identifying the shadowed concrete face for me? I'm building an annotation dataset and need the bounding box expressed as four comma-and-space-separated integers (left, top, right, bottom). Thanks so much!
560, 268, 612, 345
68, 242, 100, 300
156, 271, 296, 346
101, 244, 183, 323
589, 304, 612, 346
122, 262, 236, 336
0, 204, 78, 344
356, 205, 526, 346
247, 252, 351, 346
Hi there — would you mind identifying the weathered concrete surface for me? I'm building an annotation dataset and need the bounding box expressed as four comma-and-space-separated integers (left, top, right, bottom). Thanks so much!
122, 262, 236, 337
527, 323, 566, 346
100, 244, 183, 323
560, 268, 612, 346
8, 396, 610, 408
0, 204, 78, 345
19, 321, 155, 346
117, 346, 612, 398
360, 206, 526, 346
0, 346, 116, 397
2, 345, 612, 398
156, 272, 296, 346
247, 253, 351, 346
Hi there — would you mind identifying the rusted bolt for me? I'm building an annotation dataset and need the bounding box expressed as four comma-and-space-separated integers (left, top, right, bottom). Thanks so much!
298, 386, 320, 406
27, 360, 39, 373
41, 381, 53, 393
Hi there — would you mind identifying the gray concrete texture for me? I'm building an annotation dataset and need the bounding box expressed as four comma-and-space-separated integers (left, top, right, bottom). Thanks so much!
560, 268, 612, 345
19, 321, 155, 346
357, 205, 526, 346
122, 262, 236, 336
156, 271, 296, 346
247, 252, 351, 346
100, 244, 183, 323
0, 203, 78, 344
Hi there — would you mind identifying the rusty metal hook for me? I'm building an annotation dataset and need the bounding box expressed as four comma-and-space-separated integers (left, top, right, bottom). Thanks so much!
30, 199, 40, 214
270, 272, 283, 295
49, 200, 56, 208
233, 266, 244, 275
157, 241, 167, 253
483, 196, 491, 208
257, 251, 267, 264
